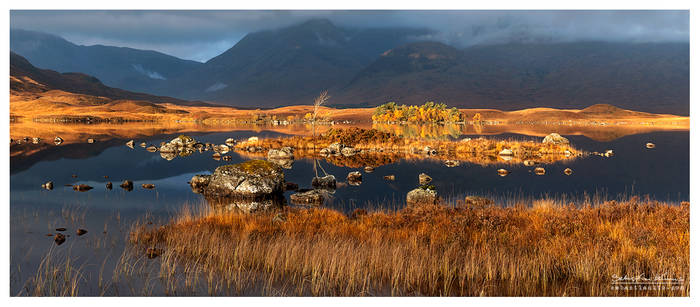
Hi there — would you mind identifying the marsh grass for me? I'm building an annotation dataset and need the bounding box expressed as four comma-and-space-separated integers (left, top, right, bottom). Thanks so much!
129, 197, 689, 296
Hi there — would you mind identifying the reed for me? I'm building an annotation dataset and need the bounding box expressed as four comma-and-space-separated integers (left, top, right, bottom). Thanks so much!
129, 197, 689, 296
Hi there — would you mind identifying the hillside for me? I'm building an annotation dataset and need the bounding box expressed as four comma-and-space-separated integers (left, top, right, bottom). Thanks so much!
10, 52, 209, 106
10, 29, 202, 94
338, 41, 689, 115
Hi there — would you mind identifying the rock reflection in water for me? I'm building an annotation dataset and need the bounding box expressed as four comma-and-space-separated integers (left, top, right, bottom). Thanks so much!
205, 194, 287, 213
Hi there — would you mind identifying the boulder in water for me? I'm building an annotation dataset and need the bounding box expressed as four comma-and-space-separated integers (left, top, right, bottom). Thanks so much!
290, 189, 330, 206
542, 133, 569, 145
204, 160, 284, 199
418, 173, 432, 185
126, 140, 135, 149
406, 188, 438, 206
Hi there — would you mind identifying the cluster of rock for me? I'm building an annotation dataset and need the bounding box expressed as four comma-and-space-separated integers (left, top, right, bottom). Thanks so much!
406, 172, 438, 206
319, 143, 361, 156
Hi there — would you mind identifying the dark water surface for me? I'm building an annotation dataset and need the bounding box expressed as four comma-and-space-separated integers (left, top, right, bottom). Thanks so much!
9, 129, 689, 295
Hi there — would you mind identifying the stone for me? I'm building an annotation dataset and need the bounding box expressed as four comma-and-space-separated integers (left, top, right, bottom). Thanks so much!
328, 143, 345, 154
120, 180, 134, 191
225, 138, 236, 147
534, 167, 546, 175
140, 142, 147, 148
383, 175, 396, 181
87, 138, 95, 144
106, 182, 113, 190
160, 152, 177, 161
126, 140, 135, 149
347, 171, 362, 185
204, 160, 284, 199
523, 160, 535, 166
319, 148, 331, 155
159, 142, 178, 153
247, 136, 259, 143
542, 133, 569, 145
73, 184, 93, 192
146, 145, 158, 152
54, 136, 63, 145
222, 156, 232, 161
267, 147, 295, 160
604, 149, 614, 157
55, 228, 67, 232
341, 147, 359, 156
406, 188, 438, 206
312, 175, 336, 189
214, 144, 230, 154
498, 149, 514, 156
142, 183, 155, 189
418, 173, 432, 185
460, 138, 472, 142
564, 168, 573, 175
189, 175, 211, 193
646, 142, 655, 149
444, 160, 460, 167
41, 181, 53, 190
212, 152, 221, 160
290, 189, 330, 205
76, 229, 88, 236
497, 169, 509, 177
31, 137, 40, 144
423, 146, 437, 155
54, 233, 66, 245
364, 166, 374, 173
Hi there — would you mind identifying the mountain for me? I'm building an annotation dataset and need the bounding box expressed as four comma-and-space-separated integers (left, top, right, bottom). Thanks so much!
335, 41, 689, 115
10, 29, 203, 95
10, 51, 208, 106
154, 19, 434, 106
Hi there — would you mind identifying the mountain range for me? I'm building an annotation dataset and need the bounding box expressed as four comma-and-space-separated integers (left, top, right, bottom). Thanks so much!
10, 19, 689, 115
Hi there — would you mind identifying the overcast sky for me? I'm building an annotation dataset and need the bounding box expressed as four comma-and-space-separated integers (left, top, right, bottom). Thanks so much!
10, 10, 689, 62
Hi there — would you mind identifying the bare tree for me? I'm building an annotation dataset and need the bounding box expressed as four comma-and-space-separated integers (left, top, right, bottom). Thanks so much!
312, 91, 330, 178
312, 90, 330, 137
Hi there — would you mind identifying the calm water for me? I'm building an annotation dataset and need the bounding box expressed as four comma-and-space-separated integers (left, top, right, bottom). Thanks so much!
9, 128, 689, 295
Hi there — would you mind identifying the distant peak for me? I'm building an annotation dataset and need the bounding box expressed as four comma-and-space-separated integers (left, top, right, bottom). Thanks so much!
297, 18, 335, 29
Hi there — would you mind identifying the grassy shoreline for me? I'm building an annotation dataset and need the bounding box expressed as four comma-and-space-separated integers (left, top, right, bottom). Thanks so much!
129, 198, 689, 296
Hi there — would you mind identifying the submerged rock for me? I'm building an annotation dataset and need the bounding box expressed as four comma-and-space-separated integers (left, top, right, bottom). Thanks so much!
383, 175, 396, 181
347, 171, 362, 185
290, 189, 330, 206
72, 184, 93, 192
41, 181, 53, 190
120, 180, 134, 191
534, 167, 546, 176
204, 160, 284, 199
54, 233, 66, 246
418, 173, 432, 185
542, 133, 569, 145
312, 175, 337, 190
406, 188, 438, 206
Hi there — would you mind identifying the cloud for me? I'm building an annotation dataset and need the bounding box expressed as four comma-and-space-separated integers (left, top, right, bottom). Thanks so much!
10, 10, 689, 62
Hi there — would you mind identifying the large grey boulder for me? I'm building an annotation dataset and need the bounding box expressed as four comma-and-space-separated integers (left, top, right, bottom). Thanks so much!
406, 188, 438, 206
542, 133, 569, 145
204, 160, 284, 199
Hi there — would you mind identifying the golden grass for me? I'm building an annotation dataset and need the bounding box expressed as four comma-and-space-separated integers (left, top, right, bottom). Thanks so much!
129, 198, 689, 296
